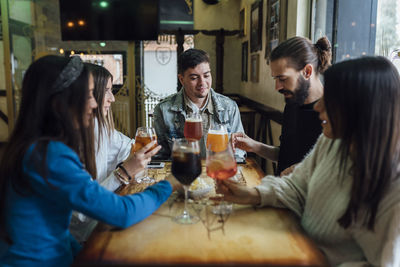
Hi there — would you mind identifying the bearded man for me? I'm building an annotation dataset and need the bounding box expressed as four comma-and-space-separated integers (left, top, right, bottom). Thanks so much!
233, 36, 332, 175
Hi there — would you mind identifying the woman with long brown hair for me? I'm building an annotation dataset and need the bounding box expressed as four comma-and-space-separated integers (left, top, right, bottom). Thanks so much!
223, 56, 400, 266
69, 64, 157, 242
0, 56, 172, 266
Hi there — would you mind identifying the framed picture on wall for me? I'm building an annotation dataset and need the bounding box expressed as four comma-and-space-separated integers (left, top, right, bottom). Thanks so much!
250, 0, 263, 52
241, 41, 248, 81
265, 0, 287, 63
250, 54, 259, 83
239, 7, 247, 37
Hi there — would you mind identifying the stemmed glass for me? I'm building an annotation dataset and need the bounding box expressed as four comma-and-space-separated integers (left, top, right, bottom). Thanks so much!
132, 126, 157, 183
171, 138, 202, 224
184, 112, 202, 141
206, 139, 237, 215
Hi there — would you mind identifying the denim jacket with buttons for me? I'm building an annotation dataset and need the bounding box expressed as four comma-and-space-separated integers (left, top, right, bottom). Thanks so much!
153, 88, 245, 160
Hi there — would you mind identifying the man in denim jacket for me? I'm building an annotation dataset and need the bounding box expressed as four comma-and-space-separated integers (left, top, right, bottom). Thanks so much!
153, 49, 245, 160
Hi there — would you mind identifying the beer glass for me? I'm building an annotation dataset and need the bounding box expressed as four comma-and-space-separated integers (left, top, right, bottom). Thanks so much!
171, 138, 202, 224
206, 140, 237, 215
206, 123, 229, 153
133, 127, 158, 183
184, 112, 202, 141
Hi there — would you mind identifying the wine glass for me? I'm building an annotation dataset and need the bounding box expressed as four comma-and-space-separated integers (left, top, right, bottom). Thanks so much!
184, 112, 202, 141
171, 138, 202, 224
132, 126, 158, 183
206, 140, 237, 215
206, 122, 229, 153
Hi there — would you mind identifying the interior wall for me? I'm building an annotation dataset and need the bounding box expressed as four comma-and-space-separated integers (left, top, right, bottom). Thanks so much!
193, 0, 242, 93
237, 0, 282, 111
236, 0, 283, 174
287, 0, 298, 38
296, 0, 312, 37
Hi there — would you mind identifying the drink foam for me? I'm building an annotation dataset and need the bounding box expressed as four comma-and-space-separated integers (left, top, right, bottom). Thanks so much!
208, 129, 227, 135
186, 118, 202, 122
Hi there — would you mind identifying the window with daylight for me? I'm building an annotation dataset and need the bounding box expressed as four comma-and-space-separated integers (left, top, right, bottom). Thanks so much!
311, 0, 400, 72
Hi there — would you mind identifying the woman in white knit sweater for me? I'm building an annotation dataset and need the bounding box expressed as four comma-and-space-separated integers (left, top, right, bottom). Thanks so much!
69, 64, 161, 242
227, 56, 400, 266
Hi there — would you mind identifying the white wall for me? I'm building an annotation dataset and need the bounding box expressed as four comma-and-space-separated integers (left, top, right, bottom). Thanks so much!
144, 50, 178, 96
296, 0, 311, 37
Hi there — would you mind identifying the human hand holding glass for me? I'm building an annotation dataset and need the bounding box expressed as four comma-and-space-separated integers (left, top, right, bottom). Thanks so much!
132, 127, 158, 183
171, 138, 202, 224
206, 139, 237, 215
122, 140, 160, 182
184, 112, 202, 141
231, 132, 256, 153
218, 179, 261, 205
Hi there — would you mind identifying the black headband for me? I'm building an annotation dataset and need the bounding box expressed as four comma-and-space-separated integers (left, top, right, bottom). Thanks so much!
51, 56, 84, 94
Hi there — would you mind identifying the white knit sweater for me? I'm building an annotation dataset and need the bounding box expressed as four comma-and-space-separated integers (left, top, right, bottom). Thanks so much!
256, 135, 400, 267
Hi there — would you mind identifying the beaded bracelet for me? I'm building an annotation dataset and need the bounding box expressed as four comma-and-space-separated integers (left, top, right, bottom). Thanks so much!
116, 162, 133, 182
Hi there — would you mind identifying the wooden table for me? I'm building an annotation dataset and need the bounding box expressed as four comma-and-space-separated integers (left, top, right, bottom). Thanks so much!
74, 158, 328, 266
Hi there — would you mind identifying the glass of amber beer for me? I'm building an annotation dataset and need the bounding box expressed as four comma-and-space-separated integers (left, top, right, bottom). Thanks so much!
184, 112, 202, 141
132, 127, 158, 183
206, 123, 229, 153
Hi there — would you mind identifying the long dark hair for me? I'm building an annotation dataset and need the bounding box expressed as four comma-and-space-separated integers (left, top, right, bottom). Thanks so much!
0, 55, 97, 243
271, 36, 332, 74
86, 63, 114, 147
323, 56, 400, 230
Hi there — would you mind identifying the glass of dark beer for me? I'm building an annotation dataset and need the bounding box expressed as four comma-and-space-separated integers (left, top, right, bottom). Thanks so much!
184, 112, 202, 141
171, 138, 202, 224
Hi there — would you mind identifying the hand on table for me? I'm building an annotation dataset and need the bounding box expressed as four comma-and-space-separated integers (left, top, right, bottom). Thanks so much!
123, 141, 161, 178
217, 179, 261, 205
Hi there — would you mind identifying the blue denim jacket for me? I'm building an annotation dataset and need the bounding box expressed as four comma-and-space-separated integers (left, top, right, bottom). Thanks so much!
153, 88, 245, 159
